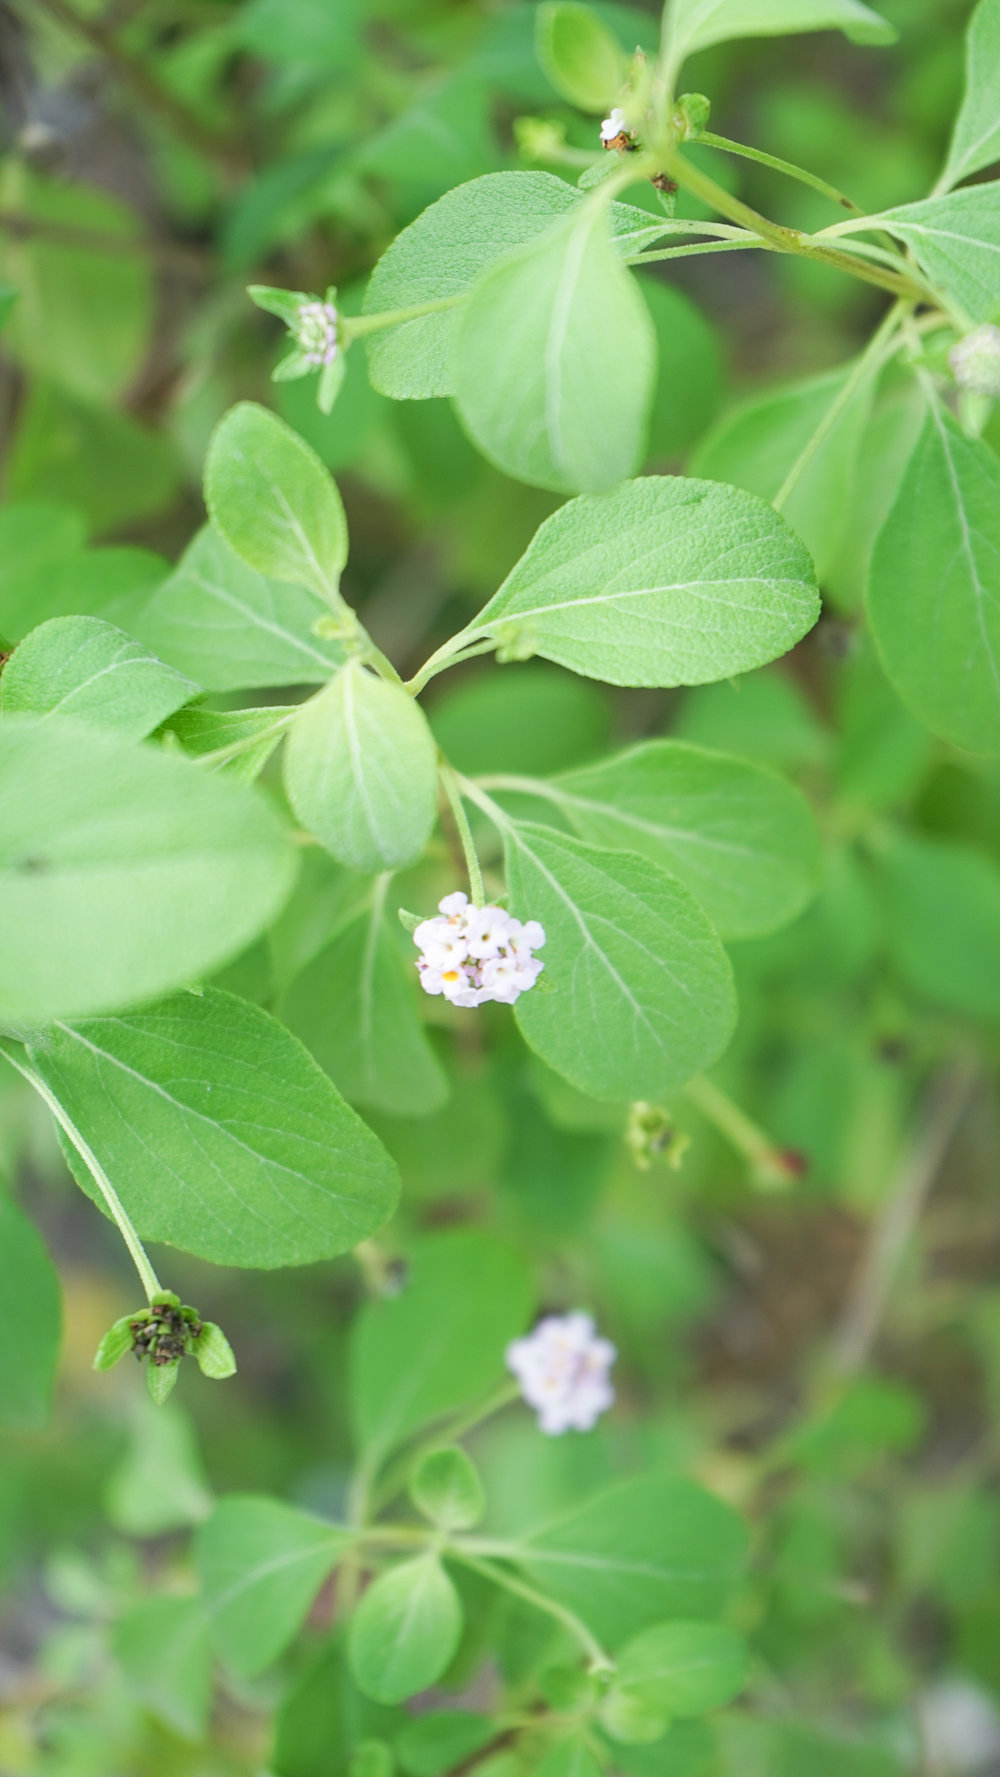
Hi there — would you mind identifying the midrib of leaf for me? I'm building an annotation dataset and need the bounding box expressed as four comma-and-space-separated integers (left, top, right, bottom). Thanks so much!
927, 398, 1000, 709
543, 213, 593, 483
49, 1020, 368, 1224
187, 566, 339, 673
548, 781, 771, 862
521, 1544, 720, 1583
45, 654, 178, 716
231, 439, 333, 597
509, 829, 695, 1042
341, 666, 387, 854
209, 1535, 343, 1618
491, 574, 806, 625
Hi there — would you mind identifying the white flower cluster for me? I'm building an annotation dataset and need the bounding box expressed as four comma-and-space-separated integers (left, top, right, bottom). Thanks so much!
507, 1312, 616, 1435
949, 323, 1000, 398
414, 892, 545, 1008
295, 299, 339, 368
600, 106, 630, 144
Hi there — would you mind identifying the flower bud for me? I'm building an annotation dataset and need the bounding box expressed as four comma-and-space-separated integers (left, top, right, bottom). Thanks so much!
949, 324, 1000, 398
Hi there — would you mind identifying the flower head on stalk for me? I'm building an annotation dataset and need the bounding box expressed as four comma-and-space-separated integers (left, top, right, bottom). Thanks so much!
247, 283, 345, 413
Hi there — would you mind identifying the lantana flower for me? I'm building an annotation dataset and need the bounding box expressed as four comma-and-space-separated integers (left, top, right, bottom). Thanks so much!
246, 283, 344, 413
506, 1312, 616, 1435
414, 892, 545, 1008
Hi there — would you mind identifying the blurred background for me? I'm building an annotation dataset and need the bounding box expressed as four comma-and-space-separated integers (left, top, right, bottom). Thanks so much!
2, 2, 1000, 1773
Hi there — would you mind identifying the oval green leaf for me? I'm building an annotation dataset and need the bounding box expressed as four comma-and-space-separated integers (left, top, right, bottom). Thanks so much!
0, 716, 297, 1027
504, 822, 737, 1101
197, 1495, 350, 1677
283, 662, 439, 871
0, 615, 197, 739
205, 402, 349, 604
29, 988, 400, 1267
453, 196, 656, 494
867, 402, 1000, 756
473, 477, 820, 686
348, 1556, 463, 1705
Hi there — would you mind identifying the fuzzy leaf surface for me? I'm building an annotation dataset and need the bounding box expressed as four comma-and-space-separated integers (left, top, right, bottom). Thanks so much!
29, 988, 400, 1267
473, 478, 819, 686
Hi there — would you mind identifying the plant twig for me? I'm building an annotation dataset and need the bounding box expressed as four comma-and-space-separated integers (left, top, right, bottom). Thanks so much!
831, 1065, 977, 1375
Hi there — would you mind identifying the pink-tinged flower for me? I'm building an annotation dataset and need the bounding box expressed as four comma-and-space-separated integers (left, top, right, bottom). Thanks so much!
295, 299, 339, 367
413, 891, 545, 1009
506, 1312, 616, 1435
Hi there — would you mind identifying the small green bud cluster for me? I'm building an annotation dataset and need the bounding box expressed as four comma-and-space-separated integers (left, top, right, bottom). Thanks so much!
626, 1101, 691, 1171
93, 1289, 236, 1404
246, 282, 345, 413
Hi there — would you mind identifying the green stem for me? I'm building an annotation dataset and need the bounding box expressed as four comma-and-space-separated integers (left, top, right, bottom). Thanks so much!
341, 294, 465, 342
449, 1547, 613, 1674
773, 301, 906, 514
439, 765, 487, 907
0, 1040, 161, 1301
660, 147, 925, 301
684, 1074, 799, 1190
696, 130, 862, 213
406, 628, 492, 696
626, 236, 775, 267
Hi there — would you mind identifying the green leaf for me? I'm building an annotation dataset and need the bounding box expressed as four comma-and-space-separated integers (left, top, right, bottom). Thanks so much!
348, 1555, 463, 1705
205, 402, 349, 605
349, 1744, 394, 1777
410, 1447, 486, 1531
395, 1711, 494, 1776
429, 664, 612, 779
533, 739, 820, 938
877, 834, 1000, 1023
281, 893, 449, 1115
503, 822, 736, 1100
690, 366, 875, 582
867, 402, 1000, 755
640, 275, 724, 463
197, 1495, 350, 1677
134, 525, 345, 693
663, 0, 895, 70
112, 1596, 212, 1740
29, 987, 399, 1267
350, 1228, 534, 1464
453, 195, 656, 494
603, 1620, 749, 1742
0, 1193, 61, 1431
858, 184, 1000, 324
472, 477, 819, 686
0, 716, 296, 1026
535, 1739, 603, 1777
0, 616, 197, 740
517, 1476, 748, 1646
164, 705, 297, 783
362, 172, 669, 401
193, 1321, 238, 1379
0, 166, 153, 403
939, 0, 1000, 191
283, 664, 439, 871
536, 3, 628, 110
0, 285, 16, 328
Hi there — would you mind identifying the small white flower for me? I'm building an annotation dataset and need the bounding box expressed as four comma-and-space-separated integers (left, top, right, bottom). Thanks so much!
600, 106, 629, 144
465, 904, 511, 961
949, 323, 1000, 398
413, 890, 545, 1010
295, 299, 339, 367
506, 1312, 616, 1435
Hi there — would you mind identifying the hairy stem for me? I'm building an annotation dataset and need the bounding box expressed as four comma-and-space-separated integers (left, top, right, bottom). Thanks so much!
438, 765, 487, 907
449, 1547, 613, 1673
0, 1040, 161, 1301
